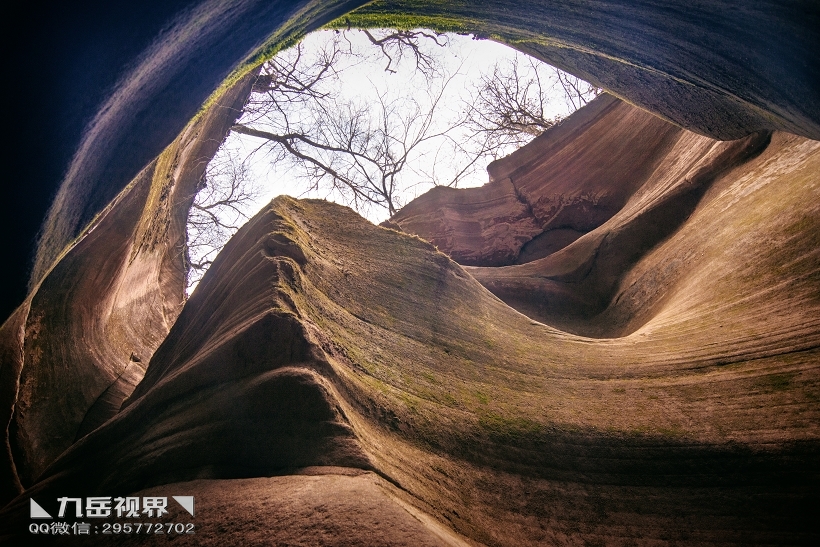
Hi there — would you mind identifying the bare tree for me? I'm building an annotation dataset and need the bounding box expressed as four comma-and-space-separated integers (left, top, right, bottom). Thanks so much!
232, 30, 477, 217
463, 54, 601, 152
185, 29, 605, 289
185, 148, 259, 288
357, 28, 447, 76
234, 72, 474, 216
236, 32, 602, 220
556, 70, 602, 110
240, 39, 344, 126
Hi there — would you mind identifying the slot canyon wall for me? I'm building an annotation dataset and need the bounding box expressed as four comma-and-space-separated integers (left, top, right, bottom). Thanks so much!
2, 0, 819, 545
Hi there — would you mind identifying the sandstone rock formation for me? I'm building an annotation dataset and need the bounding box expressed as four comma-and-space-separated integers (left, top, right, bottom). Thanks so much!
391, 95, 790, 338
0, 72, 257, 499
390, 95, 685, 268
2, 1, 819, 545
26, 0, 820, 294
2, 100, 819, 542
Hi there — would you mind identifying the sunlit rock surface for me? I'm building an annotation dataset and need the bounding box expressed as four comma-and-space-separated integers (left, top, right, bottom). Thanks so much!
391, 96, 812, 340
0, 10, 820, 546
391, 95, 684, 267
2, 0, 819, 543
2, 108, 818, 543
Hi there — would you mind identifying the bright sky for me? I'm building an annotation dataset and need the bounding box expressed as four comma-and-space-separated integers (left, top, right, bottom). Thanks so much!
220, 30, 581, 224
187, 29, 589, 292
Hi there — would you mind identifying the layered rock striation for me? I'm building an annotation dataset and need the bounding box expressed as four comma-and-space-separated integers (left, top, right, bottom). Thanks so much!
2, 171, 818, 543
1, 17, 819, 541
391, 95, 684, 267
392, 97, 814, 340
26, 0, 820, 297
0, 72, 257, 499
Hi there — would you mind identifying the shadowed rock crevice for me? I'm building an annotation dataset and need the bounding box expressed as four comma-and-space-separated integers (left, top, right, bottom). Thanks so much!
395, 98, 775, 337
0, 72, 258, 493
73, 361, 146, 442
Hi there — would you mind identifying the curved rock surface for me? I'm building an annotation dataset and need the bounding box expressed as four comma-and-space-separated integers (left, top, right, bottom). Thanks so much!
391, 95, 684, 267
394, 97, 813, 339
2, 185, 818, 543
2, 3, 819, 542
0, 72, 257, 495
25, 0, 820, 296
60, 472, 464, 547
